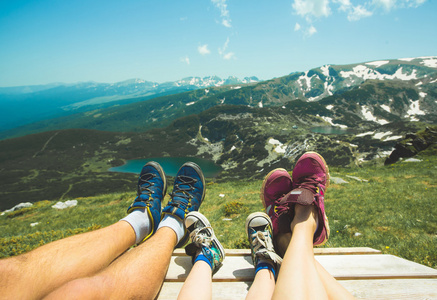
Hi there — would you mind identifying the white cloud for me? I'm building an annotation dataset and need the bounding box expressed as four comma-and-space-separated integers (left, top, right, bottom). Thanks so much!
292, 0, 331, 19
372, 0, 427, 10
198, 44, 210, 55
334, 0, 352, 11
347, 5, 373, 20
372, 0, 397, 10
180, 56, 190, 65
307, 25, 317, 36
218, 37, 235, 60
211, 0, 232, 28
223, 52, 235, 60
294, 23, 301, 31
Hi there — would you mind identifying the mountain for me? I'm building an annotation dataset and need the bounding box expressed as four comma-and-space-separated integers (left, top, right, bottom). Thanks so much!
0, 56, 436, 209
2, 56, 436, 140
0, 76, 261, 132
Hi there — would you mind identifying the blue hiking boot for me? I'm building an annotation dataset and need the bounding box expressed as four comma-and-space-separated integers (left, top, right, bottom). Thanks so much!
126, 161, 167, 243
162, 162, 205, 247
184, 211, 225, 274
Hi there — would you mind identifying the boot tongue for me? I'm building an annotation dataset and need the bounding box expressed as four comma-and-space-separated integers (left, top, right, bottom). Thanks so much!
285, 188, 314, 206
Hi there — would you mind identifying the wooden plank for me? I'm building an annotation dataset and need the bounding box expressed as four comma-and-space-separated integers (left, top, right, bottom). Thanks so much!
316, 254, 437, 280
165, 255, 254, 282
340, 279, 437, 299
157, 282, 250, 300
165, 254, 437, 282
157, 279, 437, 299
172, 247, 381, 256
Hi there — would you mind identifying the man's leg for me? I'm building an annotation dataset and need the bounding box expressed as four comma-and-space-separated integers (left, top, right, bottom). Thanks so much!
47, 162, 207, 299
45, 226, 177, 300
0, 161, 167, 299
0, 221, 135, 300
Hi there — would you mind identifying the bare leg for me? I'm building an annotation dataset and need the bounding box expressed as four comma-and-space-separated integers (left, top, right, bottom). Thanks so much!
45, 226, 177, 300
315, 260, 355, 300
0, 221, 135, 299
177, 260, 212, 300
245, 268, 275, 300
273, 205, 328, 300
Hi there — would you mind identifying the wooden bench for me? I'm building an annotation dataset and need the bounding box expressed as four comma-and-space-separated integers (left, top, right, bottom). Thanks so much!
157, 247, 437, 299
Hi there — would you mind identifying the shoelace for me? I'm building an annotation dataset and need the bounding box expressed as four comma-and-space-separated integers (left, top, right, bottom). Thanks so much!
275, 175, 324, 215
190, 226, 213, 247
137, 173, 157, 206
251, 230, 283, 264
169, 175, 197, 208
295, 175, 326, 194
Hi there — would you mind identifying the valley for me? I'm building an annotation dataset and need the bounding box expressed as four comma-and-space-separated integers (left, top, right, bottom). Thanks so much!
0, 57, 436, 210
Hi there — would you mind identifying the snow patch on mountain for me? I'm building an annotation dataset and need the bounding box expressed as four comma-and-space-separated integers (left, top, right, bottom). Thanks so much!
373, 131, 402, 142
356, 131, 374, 137
340, 66, 418, 81
373, 131, 392, 140
380, 104, 391, 112
321, 65, 330, 77
317, 115, 348, 128
268, 138, 287, 154
405, 100, 425, 117
420, 56, 437, 68
365, 60, 389, 68
361, 106, 389, 125
384, 135, 403, 141
399, 57, 415, 62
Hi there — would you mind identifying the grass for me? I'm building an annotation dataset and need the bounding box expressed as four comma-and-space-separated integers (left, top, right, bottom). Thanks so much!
1, 152, 436, 269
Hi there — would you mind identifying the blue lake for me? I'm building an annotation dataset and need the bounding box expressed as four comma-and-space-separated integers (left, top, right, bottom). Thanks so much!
109, 157, 222, 178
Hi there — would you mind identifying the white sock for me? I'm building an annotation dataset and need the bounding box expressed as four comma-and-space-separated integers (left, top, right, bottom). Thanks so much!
121, 210, 151, 244
158, 214, 185, 243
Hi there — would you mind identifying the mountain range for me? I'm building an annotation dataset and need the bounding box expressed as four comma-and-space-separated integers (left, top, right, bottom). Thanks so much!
0, 76, 260, 133
0, 56, 436, 209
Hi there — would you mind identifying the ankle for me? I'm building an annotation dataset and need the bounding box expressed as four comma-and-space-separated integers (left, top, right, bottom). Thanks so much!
289, 204, 318, 232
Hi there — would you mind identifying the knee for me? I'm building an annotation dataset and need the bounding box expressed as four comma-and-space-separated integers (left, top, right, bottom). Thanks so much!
45, 276, 106, 299
0, 257, 23, 296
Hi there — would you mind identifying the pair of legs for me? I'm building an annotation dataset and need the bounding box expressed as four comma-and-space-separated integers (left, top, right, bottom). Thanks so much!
177, 206, 355, 300
0, 161, 214, 299
246, 152, 355, 300
245, 206, 354, 300
0, 218, 178, 299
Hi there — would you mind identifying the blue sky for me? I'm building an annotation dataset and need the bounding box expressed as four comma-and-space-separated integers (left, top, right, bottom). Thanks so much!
0, 0, 435, 87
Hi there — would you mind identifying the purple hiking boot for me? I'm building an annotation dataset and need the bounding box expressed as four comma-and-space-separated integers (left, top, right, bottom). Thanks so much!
260, 168, 293, 236
277, 152, 330, 246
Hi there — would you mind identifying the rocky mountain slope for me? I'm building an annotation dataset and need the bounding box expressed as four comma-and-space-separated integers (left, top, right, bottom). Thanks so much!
2, 56, 435, 140
0, 56, 436, 208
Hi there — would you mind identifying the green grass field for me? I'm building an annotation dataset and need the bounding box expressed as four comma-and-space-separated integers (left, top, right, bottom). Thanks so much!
1, 152, 436, 269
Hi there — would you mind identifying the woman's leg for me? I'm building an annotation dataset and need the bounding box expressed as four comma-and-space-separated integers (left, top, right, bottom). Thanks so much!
177, 211, 225, 300
178, 259, 212, 300
245, 212, 282, 300
315, 259, 356, 300
273, 204, 328, 300
245, 268, 276, 300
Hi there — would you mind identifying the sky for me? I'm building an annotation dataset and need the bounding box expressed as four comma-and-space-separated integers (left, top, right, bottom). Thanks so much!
0, 0, 435, 87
